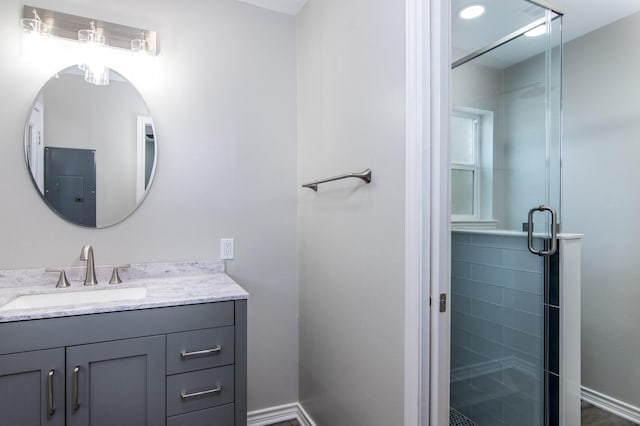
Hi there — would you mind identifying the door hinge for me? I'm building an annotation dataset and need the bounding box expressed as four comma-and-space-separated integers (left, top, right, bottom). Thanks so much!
439, 293, 447, 313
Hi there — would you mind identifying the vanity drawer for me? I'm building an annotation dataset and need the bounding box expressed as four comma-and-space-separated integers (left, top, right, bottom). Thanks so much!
166, 327, 235, 374
167, 403, 234, 426
166, 365, 235, 416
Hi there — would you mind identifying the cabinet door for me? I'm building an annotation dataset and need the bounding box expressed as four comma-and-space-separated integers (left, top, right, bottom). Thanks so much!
66, 335, 165, 426
0, 348, 65, 426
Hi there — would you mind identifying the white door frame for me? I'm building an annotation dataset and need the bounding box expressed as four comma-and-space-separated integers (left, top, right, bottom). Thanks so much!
404, 0, 451, 425
135, 115, 155, 203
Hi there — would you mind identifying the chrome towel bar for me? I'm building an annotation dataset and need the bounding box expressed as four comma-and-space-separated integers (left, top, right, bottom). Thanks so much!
302, 169, 372, 192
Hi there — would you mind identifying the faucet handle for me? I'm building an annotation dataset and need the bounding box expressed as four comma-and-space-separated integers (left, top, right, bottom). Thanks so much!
109, 264, 131, 284
46, 268, 71, 288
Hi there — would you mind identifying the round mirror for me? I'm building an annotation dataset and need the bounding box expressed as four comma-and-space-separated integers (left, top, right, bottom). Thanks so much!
24, 66, 157, 228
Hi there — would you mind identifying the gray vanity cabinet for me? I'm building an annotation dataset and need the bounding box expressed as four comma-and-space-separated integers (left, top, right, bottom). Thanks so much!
0, 348, 65, 426
0, 300, 247, 426
65, 335, 165, 426
0, 339, 165, 426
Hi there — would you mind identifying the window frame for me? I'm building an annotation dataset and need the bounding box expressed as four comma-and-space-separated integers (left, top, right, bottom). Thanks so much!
451, 109, 481, 221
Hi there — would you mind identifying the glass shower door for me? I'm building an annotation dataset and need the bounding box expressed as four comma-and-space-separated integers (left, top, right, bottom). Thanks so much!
450, 2, 562, 425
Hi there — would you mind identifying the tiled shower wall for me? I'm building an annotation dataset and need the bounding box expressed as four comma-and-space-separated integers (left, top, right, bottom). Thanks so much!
451, 231, 545, 425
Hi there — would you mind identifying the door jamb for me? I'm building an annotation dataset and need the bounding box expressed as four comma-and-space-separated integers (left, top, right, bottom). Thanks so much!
404, 0, 451, 425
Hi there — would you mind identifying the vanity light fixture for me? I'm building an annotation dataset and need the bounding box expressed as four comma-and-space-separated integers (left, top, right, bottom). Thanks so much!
21, 5, 158, 85
459, 4, 485, 20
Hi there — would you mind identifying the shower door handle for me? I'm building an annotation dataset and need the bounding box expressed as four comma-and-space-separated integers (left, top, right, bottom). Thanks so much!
527, 205, 558, 256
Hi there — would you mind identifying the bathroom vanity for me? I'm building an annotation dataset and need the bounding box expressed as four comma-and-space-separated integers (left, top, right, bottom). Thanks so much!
0, 262, 248, 426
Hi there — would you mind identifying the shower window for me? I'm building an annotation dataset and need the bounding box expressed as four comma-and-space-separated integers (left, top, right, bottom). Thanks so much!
451, 108, 494, 225
451, 112, 480, 218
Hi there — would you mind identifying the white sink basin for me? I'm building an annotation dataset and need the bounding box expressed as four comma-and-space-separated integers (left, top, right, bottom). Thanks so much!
0, 286, 147, 312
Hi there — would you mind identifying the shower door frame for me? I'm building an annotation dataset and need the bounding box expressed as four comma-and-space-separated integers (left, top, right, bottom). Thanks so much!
404, 0, 565, 425
446, 3, 564, 426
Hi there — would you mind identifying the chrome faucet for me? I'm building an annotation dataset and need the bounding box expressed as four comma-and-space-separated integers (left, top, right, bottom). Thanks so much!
80, 245, 98, 286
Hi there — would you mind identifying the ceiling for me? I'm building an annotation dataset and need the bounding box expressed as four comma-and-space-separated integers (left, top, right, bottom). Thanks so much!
452, 0, 640, 68
553, 0, 640, 43
237, 0, 640, 37
235, 0, 308, 15
236, 0, 640, 61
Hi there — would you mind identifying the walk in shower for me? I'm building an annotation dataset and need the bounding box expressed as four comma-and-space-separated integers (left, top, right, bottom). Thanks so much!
450, 1, 563, 425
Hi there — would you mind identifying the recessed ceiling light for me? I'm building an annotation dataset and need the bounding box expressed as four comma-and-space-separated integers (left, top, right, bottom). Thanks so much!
459, 5, 485, 20
525, 25, 547, 37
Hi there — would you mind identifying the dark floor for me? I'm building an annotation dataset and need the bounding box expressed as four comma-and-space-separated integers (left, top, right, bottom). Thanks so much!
268, 401, 637, 425
581, 401, 637, 425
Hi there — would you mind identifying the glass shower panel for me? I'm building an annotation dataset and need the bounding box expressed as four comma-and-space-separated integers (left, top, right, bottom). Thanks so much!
451, 12, 562, 232
450, 2, 562, 425
489, 29, 554, 231
451, 232, 545, 425
452, 0, 548, 65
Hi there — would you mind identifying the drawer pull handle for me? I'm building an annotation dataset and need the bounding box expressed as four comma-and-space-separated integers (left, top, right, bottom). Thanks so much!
180, 386, 222, 400
180, 346, 221, 358
47, 370, 55, 417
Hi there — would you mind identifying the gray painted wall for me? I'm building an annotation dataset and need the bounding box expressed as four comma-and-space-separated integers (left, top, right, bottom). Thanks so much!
0, 0, 298, 412
451, 43, 561, 231
501, 50, 562, 232
563, 11, 640, 408
296, 0, 405, 425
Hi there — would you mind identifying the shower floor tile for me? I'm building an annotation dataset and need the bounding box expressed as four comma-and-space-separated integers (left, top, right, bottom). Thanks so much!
450, 407, 479, 426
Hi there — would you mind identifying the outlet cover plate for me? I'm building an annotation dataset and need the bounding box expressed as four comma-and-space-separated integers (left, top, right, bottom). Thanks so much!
220, 238, 234, 260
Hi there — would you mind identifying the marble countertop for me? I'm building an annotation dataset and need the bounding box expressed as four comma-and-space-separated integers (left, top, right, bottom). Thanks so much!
0, 261, 248, 323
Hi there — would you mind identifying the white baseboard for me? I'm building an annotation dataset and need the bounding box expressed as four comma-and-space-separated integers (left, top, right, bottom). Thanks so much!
582, 386, 640, 424
248, 402, 317, 426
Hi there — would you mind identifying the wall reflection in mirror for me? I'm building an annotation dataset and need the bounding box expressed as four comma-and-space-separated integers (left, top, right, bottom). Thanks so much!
24, 66, 157, 228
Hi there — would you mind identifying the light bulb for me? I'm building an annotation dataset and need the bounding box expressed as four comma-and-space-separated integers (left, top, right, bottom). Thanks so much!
459, 5, 485, 20
78, 28, 109, 85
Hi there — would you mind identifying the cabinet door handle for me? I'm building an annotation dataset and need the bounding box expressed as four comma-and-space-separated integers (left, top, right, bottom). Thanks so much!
180, 385, 222, 400
72, 366, 80, 412
180, 345, 221, 358
47, 370, 55, 417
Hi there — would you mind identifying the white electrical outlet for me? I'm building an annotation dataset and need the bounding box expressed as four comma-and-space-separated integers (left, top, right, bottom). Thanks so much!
220, 238, 234, 260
